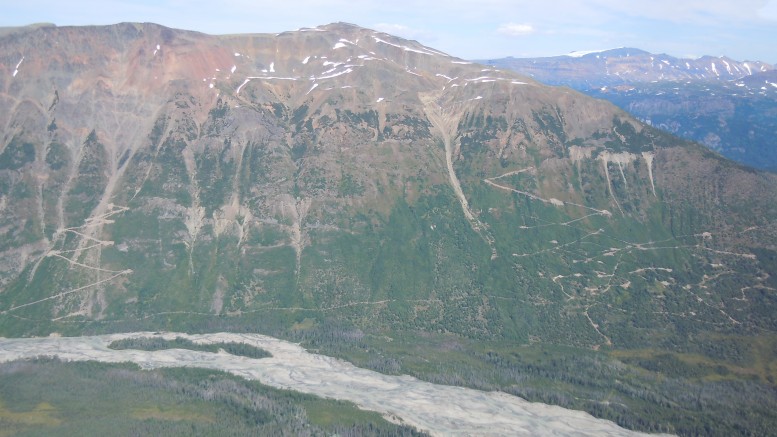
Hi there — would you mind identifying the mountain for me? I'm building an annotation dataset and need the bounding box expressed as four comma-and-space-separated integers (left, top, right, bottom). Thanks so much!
483, 48, 773, 88
2, 23, 777, 435
480, 49, 777, 170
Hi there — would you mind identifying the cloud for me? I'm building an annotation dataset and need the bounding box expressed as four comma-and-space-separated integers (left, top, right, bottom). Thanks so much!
497, 22, 535, 36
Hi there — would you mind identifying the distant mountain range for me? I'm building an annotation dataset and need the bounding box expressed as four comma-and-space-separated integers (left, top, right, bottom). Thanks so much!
481, 48, 773, 87
480, 48, 777, 170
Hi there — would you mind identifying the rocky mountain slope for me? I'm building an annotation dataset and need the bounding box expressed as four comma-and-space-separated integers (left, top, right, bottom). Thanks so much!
481, 49, 777, 170
2, 23, 777, 435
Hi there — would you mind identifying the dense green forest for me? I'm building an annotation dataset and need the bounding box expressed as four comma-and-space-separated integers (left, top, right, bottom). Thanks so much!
0, 358, 426, 436
108, 336, 272, 359
282, 322, 777, 436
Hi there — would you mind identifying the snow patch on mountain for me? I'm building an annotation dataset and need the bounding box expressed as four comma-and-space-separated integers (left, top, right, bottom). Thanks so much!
466, 76, 497, 82
722, 59, 732, 75
565, 48, 618, 58
372, 36, 438, 56
236, 76, 299, 94
314, 68, 354, 80
12, 56, 24, 77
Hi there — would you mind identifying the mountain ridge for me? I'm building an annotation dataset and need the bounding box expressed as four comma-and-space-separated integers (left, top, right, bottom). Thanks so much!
480, 47, 774, 87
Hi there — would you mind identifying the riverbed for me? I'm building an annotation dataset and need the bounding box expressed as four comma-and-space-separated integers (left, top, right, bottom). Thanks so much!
0, 332, 666, 436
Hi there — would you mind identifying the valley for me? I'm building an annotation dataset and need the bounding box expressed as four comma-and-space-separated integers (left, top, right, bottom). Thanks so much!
0, 331, 662, 436
1, 22, 776, 435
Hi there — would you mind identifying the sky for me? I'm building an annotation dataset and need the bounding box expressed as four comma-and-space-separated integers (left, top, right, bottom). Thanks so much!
2, 0, 777, 63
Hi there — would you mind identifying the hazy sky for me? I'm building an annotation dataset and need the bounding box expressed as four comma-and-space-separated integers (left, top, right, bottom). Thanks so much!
3, 0, 777, 62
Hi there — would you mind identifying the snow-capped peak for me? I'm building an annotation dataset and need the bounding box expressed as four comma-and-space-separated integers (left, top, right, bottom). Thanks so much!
564, 48, 622, 58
